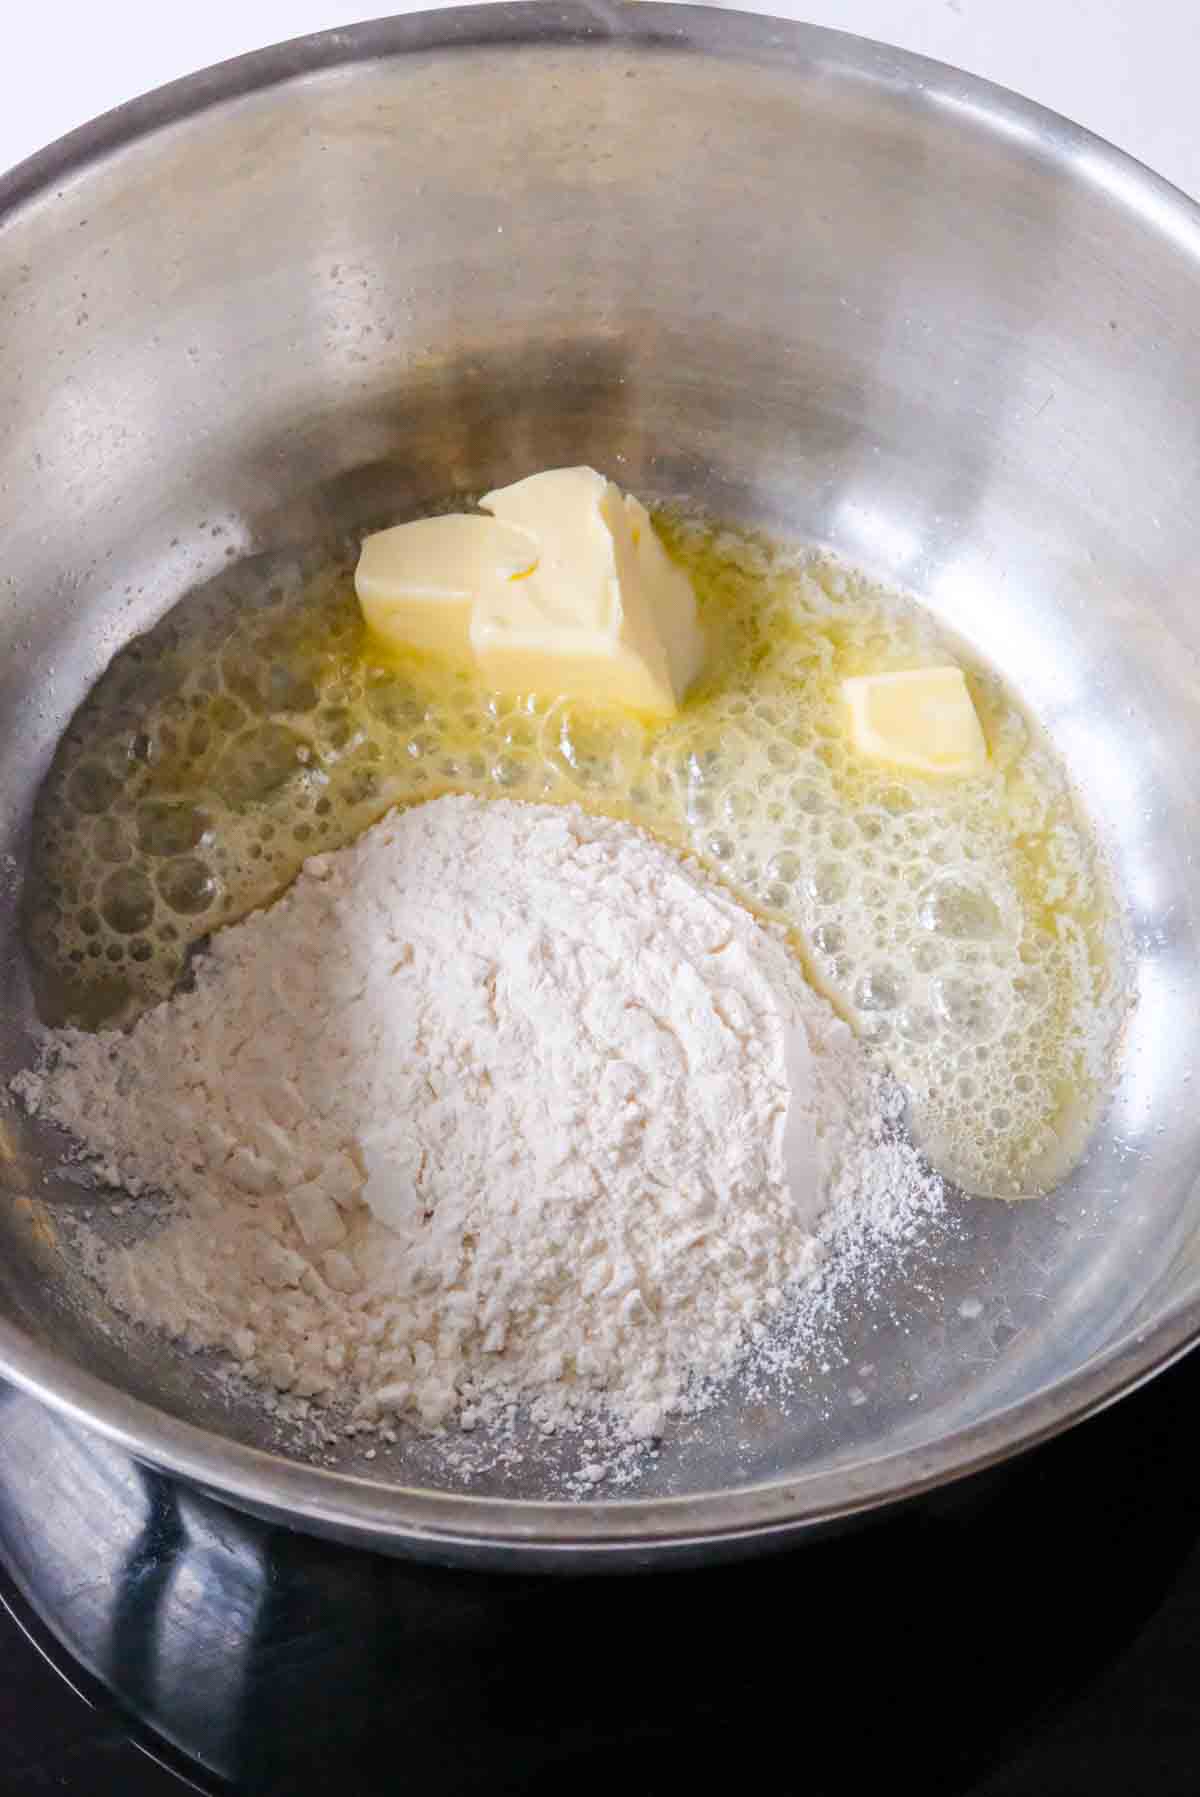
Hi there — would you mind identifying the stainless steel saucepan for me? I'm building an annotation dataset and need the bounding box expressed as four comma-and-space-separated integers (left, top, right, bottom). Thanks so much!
1, 4, 1198, 1568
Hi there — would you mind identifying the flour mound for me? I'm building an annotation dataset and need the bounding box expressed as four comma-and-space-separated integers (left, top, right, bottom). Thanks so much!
16, 796, 937, 1444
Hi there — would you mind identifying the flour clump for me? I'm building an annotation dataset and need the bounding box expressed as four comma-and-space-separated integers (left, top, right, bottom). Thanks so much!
15, 795, 939, 1445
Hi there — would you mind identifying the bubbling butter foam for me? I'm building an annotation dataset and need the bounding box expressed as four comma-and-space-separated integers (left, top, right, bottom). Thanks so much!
26, 514, 1125, 1197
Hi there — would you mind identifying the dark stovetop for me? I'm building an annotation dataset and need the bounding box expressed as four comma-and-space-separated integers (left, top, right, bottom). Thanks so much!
3, 1345, 1200, 1797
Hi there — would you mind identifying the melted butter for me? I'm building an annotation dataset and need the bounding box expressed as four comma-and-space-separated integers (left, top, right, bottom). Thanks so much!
26, 514, 1126, 1197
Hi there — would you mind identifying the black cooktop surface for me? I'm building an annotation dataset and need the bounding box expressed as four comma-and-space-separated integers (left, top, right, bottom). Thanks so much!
3, 1345, 1200, 1796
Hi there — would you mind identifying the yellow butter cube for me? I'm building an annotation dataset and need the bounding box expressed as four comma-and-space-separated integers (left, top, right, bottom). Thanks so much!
842, 666, 988, 776
471, 468, 705, 717
355, 514, 538, 659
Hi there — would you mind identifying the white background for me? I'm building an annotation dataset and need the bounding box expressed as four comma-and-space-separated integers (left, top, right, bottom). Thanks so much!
3, 0, 1199, 200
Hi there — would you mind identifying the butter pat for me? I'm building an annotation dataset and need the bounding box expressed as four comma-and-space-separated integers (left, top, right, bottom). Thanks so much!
355, 514, 538, 659
473, 468, 705, 717
843, 666, 988, 776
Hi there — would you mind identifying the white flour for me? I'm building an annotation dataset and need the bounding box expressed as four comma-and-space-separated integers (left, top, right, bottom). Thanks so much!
14, 796, 943, 1451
